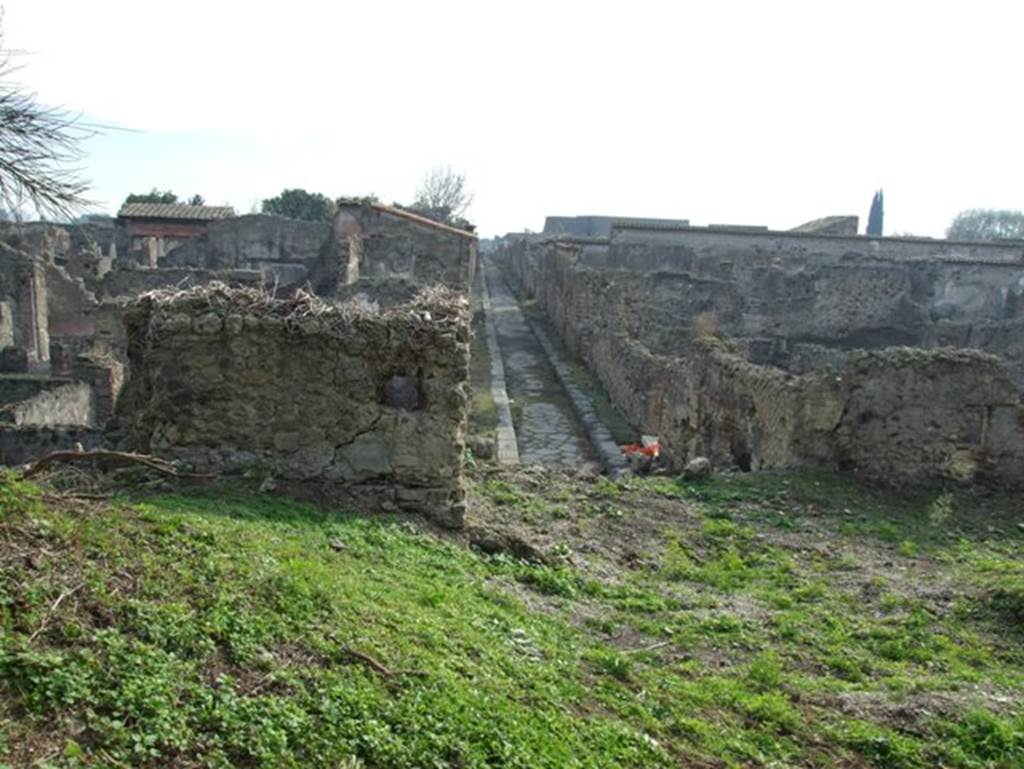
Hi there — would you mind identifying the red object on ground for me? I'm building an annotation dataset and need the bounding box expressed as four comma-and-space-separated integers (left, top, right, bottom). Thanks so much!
621, 442, 660, 458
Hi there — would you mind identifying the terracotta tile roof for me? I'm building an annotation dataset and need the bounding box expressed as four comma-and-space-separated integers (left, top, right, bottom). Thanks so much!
117, 203, 235, 221
370, 203, 477, 240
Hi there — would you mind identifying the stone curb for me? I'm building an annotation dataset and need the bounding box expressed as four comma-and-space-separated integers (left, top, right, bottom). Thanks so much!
480, 260, 520, 465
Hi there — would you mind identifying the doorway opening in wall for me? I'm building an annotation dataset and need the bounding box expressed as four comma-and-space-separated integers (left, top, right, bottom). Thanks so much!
731, 443, 752, 472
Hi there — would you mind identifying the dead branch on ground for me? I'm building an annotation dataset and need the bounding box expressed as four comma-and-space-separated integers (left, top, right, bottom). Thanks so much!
22, 449, 214, 481
341, 647, 428, 679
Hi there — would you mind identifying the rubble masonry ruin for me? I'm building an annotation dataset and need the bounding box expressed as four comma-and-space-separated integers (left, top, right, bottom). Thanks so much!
0, 205, 478, 473
500, 224, 1024, 486
109, 284, 471, 528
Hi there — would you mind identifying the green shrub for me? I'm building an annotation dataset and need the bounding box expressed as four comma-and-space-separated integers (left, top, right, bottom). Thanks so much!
0, 470, 42, 519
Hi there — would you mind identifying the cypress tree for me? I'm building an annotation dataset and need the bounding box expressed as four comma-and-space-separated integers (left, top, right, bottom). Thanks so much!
867, 189, 884, 236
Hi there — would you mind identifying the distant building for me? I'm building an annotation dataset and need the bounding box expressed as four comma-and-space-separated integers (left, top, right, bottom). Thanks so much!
117, 203, 235, 265
543, 215, 690, 238
789, 215, 860, 236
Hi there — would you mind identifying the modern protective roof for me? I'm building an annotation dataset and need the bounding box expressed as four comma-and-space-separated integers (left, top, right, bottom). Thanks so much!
117, 203, 235, 221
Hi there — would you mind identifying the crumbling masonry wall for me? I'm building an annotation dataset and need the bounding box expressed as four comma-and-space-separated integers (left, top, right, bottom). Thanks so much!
504, 236, 1024, 486
112, 284, 471, 527
335, 203, 478, 292
0, 377, 93, 426
162, 214, 345, 290
0, 253, 49, 369
600, 226, 1024, 382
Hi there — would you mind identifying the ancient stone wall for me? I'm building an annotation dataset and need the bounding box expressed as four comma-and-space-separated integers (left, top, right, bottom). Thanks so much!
1, 376, 72, 410
0, 356, 120, 429
62, 223, 122, 281
96, 267, 263, 300
527, 227, 1024, 384
0, 378, 93, 427
41, 263, 105, 371
503, 236, 1024, 487
543, 215, 691, 237
112, 284, 471, 527
336, 204, 477, 291
0, 300, 13, 351
0, 254, 49, 370
162, 214, 344, 289
0, 221, 124, 285
0, 223, 71, 264
71, 356, 124, 427
0, 425, 102, 466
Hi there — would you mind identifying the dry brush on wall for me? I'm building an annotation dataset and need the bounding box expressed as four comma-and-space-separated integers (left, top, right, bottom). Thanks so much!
110, 283, 472, 527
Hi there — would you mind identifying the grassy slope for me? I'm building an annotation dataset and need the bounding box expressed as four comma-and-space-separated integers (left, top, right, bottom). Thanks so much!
1, 469, 1023, 768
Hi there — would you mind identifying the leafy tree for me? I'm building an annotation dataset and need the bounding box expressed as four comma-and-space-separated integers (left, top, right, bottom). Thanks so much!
336, 194, 379, 207
0, 27, 92, 219
188, 194, 205, 206
411, 166, 473, 224
261, 188, 337, 222
867, 189, 884, 236
947, 209, 1024, 241
124, 189, 178, 205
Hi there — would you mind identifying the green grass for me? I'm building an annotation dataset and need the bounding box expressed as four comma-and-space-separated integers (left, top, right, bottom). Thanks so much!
0, 482, 664, 768
2, 469, 1023, 768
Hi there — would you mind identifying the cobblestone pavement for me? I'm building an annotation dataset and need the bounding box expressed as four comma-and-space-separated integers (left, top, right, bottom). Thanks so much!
483, 257, 599, 471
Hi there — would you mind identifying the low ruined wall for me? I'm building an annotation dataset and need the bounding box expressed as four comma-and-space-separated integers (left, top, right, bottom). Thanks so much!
0, 362, 120, 428
831, 349, 1024, 483
0, 376, 64, 408
1, 380, 93, 427
502, 238, 1024, 487
0, 223, 71, 264
97, 267, 263, 300
0, 426, 102, 466
112, 284, 471, 526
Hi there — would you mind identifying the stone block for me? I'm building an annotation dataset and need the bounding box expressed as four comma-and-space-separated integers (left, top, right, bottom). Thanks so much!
383, 375, 420, 410
0, 346, 29, 373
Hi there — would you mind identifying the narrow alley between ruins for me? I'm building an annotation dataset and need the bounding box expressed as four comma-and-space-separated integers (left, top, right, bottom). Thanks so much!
482, 256, 600, 472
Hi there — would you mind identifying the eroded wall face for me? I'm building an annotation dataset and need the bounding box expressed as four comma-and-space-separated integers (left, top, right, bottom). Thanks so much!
598, 228, 1024, 382
113, 288, 471, 527
0, 300, 14, 350
161, 214, 336, 289
0, 380, 94, 427
0, 256, 50, 369
504, 236, 1024, 487
338, 207, 477, 292
0, 426, 102, 466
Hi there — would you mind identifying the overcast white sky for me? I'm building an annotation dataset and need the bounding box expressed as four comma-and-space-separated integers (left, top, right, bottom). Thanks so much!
5, 0, 1022, 236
